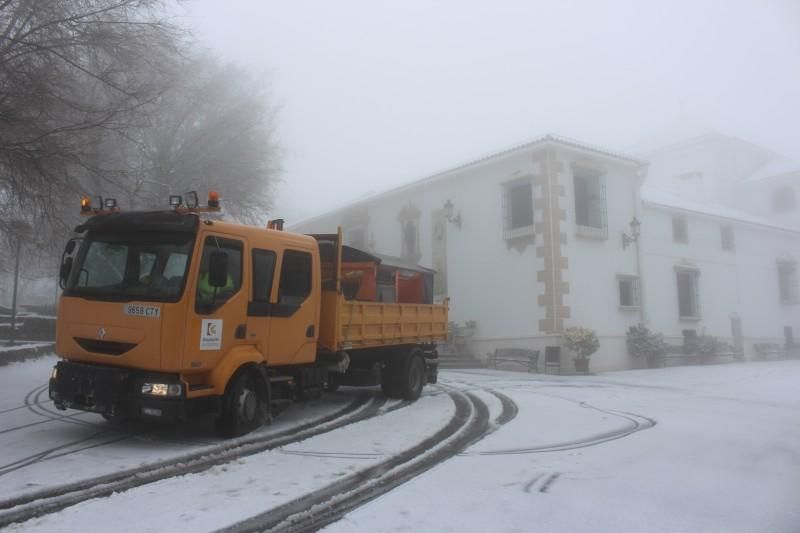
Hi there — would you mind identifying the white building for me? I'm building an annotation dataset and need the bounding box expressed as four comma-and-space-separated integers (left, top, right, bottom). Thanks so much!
291, 133, 800, 372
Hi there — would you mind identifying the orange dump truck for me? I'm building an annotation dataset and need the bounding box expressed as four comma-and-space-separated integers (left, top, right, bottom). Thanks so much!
49, 195, 447, 436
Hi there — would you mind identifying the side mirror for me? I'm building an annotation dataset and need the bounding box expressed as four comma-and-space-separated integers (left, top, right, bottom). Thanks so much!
208, 252, 229, 288
59, 238, 81, 289
59, 257, 73, 289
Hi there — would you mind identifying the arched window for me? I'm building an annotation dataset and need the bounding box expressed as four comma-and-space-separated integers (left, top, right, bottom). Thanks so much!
402, 220, 418, 260
773, 187, 797, 212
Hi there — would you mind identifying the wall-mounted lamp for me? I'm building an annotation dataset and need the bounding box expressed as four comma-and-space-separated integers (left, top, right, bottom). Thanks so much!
444, 199, 462, 230
622, 216, 641, 249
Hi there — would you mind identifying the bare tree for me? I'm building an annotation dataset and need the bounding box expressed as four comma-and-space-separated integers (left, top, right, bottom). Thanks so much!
129, 56, 281, 222
0, 0, 183, 229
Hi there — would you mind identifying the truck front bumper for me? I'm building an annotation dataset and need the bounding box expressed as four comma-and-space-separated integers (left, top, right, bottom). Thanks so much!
49, 360, 190, 423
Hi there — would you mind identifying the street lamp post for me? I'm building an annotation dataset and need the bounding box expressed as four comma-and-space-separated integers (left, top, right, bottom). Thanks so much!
622, 217, 646, 324
8, 220, 31, 346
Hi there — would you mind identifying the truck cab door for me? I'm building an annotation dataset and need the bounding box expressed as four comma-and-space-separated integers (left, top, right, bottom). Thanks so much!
267, 249, 318, 365
246, 248, 277, 358
187, 235, 247, 371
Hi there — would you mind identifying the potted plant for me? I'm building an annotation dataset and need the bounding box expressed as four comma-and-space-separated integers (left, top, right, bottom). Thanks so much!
626, 324, 669, 368
563, 327, 600, 374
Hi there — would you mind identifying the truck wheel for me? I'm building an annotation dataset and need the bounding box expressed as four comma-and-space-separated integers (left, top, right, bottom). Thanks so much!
326, 373, 341, 393
380, 359, 401, 398
217, 368, 267, 438
399, 352, 425, 401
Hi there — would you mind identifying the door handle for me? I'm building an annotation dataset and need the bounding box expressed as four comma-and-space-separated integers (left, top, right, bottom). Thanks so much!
306, 325, 315, 338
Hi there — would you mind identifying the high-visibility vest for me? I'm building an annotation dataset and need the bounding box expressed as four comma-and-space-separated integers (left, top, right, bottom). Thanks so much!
197, 271, 234, 301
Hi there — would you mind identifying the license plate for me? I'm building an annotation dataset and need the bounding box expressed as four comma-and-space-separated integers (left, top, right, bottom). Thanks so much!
124, 304, 161, 318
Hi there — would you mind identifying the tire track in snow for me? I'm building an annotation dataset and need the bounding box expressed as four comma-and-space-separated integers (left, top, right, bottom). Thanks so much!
0, 384, 96, 435
0, 391, 397, 529
221, 386, 518, 533
450, 379, 657, 456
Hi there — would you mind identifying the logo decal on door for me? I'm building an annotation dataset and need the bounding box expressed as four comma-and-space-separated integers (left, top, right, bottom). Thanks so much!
200, 319, 223, 350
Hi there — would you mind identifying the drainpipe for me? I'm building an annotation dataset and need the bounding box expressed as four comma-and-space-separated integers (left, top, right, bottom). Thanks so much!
634, 164, 648, 325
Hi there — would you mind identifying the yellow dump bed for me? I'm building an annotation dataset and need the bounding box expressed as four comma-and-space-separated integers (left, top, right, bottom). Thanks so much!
318, 291, 448, 352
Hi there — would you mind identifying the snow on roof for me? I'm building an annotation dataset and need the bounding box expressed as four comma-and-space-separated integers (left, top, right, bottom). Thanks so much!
292, 134, 645, 228
633, 130, 781, 161
744, 158, 800, 183
642, 188, 799, 233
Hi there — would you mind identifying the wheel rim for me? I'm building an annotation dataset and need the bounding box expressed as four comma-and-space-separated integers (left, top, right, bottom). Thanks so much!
238, 383, 257, 422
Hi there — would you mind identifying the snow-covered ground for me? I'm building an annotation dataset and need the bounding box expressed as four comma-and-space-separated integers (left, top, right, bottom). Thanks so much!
329, 364, 800, 533
2, 356, 799, 532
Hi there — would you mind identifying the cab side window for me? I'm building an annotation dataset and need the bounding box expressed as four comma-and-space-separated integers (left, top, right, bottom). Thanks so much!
196, 236, 243, 314
252, 249, 276, 303
278, 250, 312, 306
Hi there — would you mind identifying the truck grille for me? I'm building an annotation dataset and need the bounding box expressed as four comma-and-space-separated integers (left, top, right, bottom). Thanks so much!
74, 337, 137, 356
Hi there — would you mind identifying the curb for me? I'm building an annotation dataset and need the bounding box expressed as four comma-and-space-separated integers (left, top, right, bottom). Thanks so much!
0, 343, 56, 367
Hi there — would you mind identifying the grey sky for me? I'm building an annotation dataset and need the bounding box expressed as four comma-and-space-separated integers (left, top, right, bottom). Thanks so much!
179, 0, 800, 222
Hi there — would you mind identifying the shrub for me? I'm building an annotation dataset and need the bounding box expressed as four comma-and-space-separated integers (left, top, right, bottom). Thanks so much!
563, 327, 600, 359
685, 334, 731, 359
626, 325, 669, 366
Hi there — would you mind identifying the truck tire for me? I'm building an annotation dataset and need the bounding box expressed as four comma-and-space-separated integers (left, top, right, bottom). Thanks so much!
326, 373, 341, 393
380, 359, 401, 398
217, 368, 267, 437
399, 352, 426, 401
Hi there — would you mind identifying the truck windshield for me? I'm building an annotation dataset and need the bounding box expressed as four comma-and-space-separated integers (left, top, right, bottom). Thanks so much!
65, 231, 196, 302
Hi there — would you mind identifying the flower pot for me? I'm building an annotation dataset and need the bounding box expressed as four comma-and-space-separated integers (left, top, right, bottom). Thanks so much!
573, 357, 590, 374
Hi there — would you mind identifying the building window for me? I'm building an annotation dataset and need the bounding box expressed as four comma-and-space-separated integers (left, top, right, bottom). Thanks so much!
401, 219, 419, 262
778, 261, 799, 304
672, 216, 688, 243
617, 275, 640, 308
773, 187, 797, 213
676, 269, 700, 319
574, 172, 607, 238
502, 179, 534, 239
720, 225, 735, 251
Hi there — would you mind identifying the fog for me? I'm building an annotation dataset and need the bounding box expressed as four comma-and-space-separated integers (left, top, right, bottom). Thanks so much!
181, 0, 800, 222
1, 3, 799, 530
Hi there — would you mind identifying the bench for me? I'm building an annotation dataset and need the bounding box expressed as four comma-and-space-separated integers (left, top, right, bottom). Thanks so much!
707, 350, 744, 364
488, 348, 540, 373
658, 346, 699, 367
753, 343, 788, 360
659, 346, 744, 367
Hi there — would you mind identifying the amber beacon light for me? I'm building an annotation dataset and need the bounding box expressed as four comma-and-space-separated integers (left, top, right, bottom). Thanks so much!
208, 191, 220, 209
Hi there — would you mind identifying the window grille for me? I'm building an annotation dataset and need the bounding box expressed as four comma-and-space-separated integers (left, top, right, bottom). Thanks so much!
672, 216, 689, 244
502, 179, 535, 240
676, 269, 701, 319
574, 173, 608, 239
720, 225, 735, 251
617, 275, 640, 307
778, 261, 799, 304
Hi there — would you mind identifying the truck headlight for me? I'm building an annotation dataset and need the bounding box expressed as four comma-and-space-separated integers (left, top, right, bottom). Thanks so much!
141, 383, 182, 397
50, 366, 58, 380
